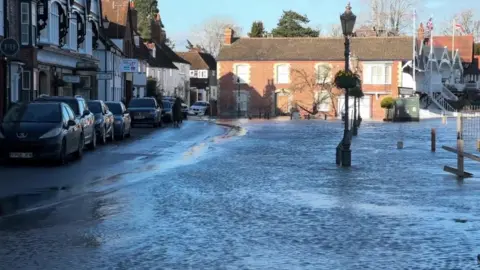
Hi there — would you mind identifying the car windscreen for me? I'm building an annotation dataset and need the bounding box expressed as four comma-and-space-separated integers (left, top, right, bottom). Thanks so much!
129, 99, 155, 108
3, 103, 61, 123
193, 102, 207, 107
87, 102, 102, 114
162, 101, 172, 109
106, 103, 122, 114
38, 98, 79, 115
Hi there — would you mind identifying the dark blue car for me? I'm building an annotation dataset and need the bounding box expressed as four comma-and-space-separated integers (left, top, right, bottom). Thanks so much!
105, 101, 132, 139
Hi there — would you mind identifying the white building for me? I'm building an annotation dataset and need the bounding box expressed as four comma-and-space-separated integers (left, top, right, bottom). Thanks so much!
145, 42, 178, 98
35, 0, 100, 99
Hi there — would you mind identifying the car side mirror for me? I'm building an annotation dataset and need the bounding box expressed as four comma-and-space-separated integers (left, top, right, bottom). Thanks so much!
83, 110, 90, 116
68, 120, 76, 127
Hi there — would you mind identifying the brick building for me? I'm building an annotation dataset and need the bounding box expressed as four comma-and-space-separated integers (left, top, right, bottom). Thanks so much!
216, 28, 414, 120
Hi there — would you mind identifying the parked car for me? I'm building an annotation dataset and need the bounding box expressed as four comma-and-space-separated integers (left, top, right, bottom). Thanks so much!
0, 102, 84, 164
189, 101, 210, 116
34, 95, 96, 149
128, 97, 163, 128
87, 100, 115, 144
162, 101, 173, 122
181, 103, 189, 119
105, 101, 132, 139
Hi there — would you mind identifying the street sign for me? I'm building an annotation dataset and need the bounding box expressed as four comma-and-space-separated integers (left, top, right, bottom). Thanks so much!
63, 75, 81, 83
0, 38, 20, 57
398, 87, 415, 96
119, 59, 138, 73
97, 72, 113, 80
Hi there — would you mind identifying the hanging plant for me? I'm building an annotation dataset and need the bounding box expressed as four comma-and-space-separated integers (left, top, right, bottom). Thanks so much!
333, 70, 359, 89
350, 86, 364, 98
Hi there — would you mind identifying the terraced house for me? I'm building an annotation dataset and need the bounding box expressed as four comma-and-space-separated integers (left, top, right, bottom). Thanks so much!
217, 28, 414, 120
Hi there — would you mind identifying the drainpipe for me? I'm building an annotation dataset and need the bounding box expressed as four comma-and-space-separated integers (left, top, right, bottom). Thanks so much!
104, 48, 108, 100
112, 48, 115, 101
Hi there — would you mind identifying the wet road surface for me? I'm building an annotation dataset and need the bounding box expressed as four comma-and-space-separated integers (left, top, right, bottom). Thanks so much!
1, 118, 480, 269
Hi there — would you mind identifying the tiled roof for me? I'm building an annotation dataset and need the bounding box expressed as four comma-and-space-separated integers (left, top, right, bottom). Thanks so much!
159, 43, 190, 65
152, 44, 178, 69
177, 51, 217, 70
432, 35, 474, 62
217, 37, 415, 61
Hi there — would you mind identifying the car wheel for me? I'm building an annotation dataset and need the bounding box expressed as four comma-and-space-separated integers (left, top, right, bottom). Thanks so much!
75, 134, 84, 159
88, 130, 97, 150
57, 140, 67, 166
100, 126, 107, 144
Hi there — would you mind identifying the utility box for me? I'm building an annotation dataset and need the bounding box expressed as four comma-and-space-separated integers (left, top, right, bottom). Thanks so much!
394, 96, 420, 122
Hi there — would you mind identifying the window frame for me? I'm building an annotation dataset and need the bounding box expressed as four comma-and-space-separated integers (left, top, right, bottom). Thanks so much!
235, 64, 249, 84
315, 64, 332, 84
20, 2, 31, 45
363, 63, 392, 85
31, 1, 37, 45
49, 2, 60, 45
22, 70, 31, 90
276, 64, 290, 84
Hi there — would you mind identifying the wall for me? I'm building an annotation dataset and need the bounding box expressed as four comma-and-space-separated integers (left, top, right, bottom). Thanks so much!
218, 60, 402, 120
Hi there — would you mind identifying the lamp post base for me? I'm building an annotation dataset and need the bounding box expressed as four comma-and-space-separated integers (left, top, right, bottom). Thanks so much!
341, 147, 351, 167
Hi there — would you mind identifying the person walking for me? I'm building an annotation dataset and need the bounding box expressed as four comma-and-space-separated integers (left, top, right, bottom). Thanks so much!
172, 97, 182, 128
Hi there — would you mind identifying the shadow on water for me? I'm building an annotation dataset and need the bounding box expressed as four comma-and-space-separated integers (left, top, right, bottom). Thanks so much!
0, 186, 71, 219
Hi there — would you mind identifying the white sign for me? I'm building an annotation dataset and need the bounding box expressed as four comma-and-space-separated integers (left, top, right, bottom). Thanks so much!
63, 75, 80, 83
133, 72, 147, 86
97, 73, 113, 80
119, 59, 138, 73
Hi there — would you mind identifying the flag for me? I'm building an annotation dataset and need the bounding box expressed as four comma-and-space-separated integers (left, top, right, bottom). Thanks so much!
413, 10, 417, 19
455, 23, 465, 34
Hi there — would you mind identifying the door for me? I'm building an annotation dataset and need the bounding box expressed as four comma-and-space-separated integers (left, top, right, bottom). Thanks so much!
61, 105, 73, 153
337, 95, 371, 120
358, 95, 371, 120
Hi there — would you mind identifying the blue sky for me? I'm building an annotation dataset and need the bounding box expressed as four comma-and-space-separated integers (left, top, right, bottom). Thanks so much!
159, 0, 476, 50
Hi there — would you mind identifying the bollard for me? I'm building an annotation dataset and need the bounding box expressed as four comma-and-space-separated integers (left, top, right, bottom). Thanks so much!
397, 141, 403, 149
431, 128, 436, 152
477, 139, 480, 152
442, 116, 447, 125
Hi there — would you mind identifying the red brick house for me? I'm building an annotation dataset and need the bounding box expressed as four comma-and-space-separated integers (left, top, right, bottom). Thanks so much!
217, 28, 414, 120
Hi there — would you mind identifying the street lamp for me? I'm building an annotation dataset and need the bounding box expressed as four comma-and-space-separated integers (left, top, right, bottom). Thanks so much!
236, 78, 240, 118
206, 86, 212, 118
339, 2, 356, 167
350, 54, 359, 136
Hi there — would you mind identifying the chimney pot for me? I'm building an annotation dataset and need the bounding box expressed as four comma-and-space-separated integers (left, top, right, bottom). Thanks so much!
224, 28, 234, 45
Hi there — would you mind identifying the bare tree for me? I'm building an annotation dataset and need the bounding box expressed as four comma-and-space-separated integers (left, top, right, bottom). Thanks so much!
362, 0, 416, 36
329, 24, 343, 37
190, 17, 242, 57
442, 9, 480, 42
290, 65, 338, 116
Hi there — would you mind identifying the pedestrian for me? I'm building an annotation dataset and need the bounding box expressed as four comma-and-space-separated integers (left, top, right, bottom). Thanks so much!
172, 97, 182, 128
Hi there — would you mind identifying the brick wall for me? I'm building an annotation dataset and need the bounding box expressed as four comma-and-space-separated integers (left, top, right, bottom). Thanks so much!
218, 60, 401, 120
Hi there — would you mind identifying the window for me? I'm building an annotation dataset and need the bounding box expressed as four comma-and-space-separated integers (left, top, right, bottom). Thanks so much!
80, 76, 91, 87
316, 64, 332, 83
235, 64, 249, 83
316, 91, 331, 112
363, 64, 392, 84
276, 64, 289, 84
65, 105, 75, 120
69, 14, 77, 50
22, 71, 31, 90
61, 105, 69, 124
32, 2, 37, 45
50, 3, 60, 45
86, 21, 93, 54
21, 2, 30, 45
0, 0, 4, 36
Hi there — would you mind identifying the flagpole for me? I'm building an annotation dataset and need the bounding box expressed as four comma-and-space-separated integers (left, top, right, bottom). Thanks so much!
452, 18, 455, 61
412, 9, 416, 91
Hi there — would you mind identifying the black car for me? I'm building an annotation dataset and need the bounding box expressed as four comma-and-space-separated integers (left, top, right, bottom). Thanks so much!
128, 97, 162, 128
0, 102, 84, 164
105, 101, 132, 139
162, 101, 173, 122
87, 100, 115, 144
34, 95, 97, 149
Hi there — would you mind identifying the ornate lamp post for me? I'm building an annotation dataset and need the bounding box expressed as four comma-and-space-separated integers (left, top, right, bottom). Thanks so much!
339, 2, 356, 167
350, 54, 359, 136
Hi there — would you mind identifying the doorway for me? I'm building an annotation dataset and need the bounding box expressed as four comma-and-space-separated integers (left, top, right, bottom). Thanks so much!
39, 72, 48, 95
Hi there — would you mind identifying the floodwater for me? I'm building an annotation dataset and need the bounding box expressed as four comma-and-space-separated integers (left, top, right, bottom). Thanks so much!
0, 118, 479, 269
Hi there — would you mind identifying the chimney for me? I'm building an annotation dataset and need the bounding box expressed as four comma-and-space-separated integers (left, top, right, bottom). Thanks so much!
130, 1, 138, 32
224, 28, 234, 45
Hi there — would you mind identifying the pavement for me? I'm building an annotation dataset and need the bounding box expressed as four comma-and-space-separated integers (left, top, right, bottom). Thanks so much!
1, 118, 480, 269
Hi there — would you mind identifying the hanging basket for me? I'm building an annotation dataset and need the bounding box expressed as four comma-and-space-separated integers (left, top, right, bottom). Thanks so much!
333, 70, 359, 89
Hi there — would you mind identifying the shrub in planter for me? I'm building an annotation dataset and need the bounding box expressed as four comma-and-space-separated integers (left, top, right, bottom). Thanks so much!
334, 70, 360, 89
380, 96, 395, 121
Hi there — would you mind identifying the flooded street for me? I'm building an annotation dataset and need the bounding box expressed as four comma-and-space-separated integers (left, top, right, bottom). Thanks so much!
0, 119, 480, 269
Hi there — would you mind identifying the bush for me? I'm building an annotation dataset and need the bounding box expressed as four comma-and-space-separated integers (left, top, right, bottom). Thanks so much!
380, 96, 395, 109
146, 79, 157, 97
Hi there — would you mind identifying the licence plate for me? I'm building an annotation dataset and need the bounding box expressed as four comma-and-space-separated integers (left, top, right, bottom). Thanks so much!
9, 152, 33, 158
135, 115, 145, 119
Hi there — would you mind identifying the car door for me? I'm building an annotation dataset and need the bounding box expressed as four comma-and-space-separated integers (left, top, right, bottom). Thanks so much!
80, 100, 94, 138
102, 102, 114, 133
61, 105, 74, 153
65, 104, 80, 144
